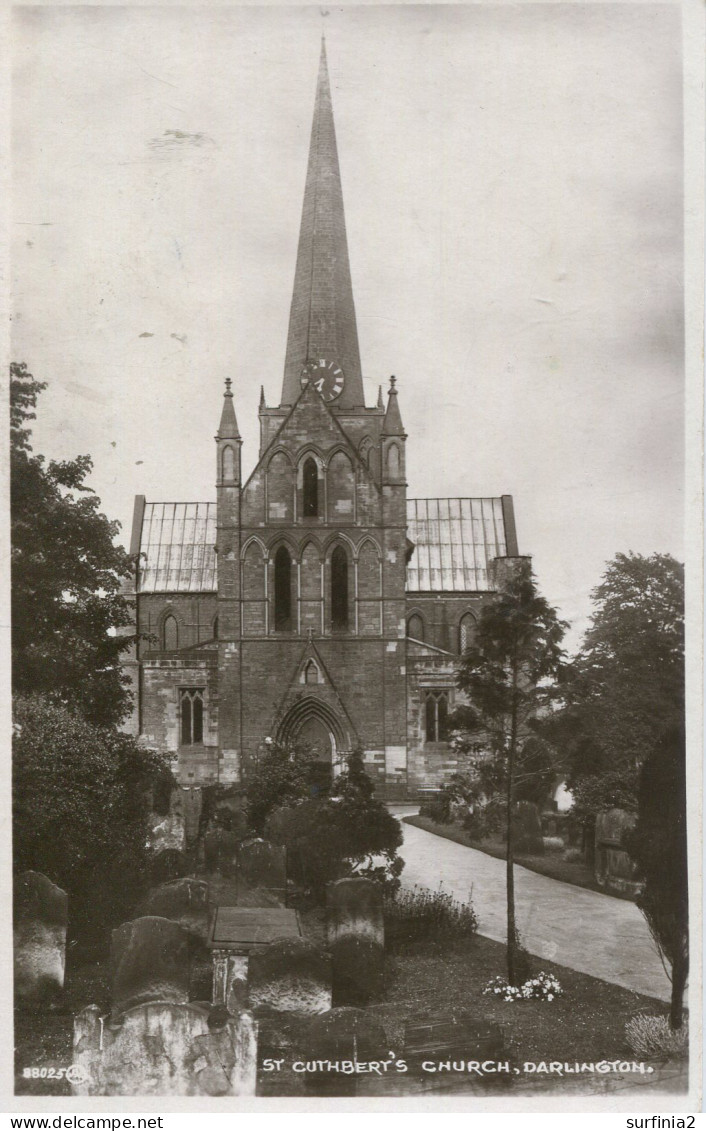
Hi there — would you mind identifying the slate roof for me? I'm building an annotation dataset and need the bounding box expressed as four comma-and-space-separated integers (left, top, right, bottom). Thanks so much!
405, 498, 509, 593
136, 497, 511, 594
137, 502, 217, 593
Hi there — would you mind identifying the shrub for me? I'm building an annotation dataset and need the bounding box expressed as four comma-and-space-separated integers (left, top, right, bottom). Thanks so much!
542, 836, 565, 853
384, 885, 478, 951
246, 740, 320, 834
625, 1015, 689, 1060
419, 791, 451, 824
265, 749, 404, 899
13, 695, 170, 951
483, 971, 563, 1003
462, 798, 507, 841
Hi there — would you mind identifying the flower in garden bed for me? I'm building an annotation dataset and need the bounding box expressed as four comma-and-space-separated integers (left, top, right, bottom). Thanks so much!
483, 971, 563, 1002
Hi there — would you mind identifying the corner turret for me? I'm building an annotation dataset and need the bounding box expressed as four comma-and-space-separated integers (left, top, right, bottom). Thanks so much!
216, 378, 242, 486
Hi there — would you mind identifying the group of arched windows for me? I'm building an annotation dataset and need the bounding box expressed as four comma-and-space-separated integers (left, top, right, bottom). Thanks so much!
273, 543, 350, 632
406, 610, 478, 654
267, 448, 356, 523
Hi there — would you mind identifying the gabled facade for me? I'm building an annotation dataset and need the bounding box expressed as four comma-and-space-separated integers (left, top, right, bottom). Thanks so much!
123, 40, 524, 795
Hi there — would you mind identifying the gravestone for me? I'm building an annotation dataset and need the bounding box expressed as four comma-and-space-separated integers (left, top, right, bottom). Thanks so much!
595, 809, 640, 896
209, 905, 302, 1014
138, 879, 211, 944
71, 1001, 257, 1096
203, 828, 240, 876
511, 801, 544, 854
326, 878, 384, 1005
404, 1012, 507, 1091
14, 871, 68, 1005
179, 787, 204, 847
595, 807, 634, 847
110, 916, 190, 1014
248, 937, 332, 1015
236, 838, 287, 903
302, 1008, 388, 1096
150, 849, 187, 885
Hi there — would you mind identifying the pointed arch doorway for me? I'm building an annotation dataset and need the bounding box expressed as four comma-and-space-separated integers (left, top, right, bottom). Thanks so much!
297, 716, 335, 795
277, 697, 348, 796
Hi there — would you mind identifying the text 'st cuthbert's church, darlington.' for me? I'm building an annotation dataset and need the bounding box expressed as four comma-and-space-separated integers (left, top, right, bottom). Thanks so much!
123, 40, 525, 795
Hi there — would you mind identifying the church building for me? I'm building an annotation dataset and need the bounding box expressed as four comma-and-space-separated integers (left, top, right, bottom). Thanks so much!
123, 40, 525, 796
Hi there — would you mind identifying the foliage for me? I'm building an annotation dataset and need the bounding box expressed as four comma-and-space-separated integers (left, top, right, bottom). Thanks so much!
450, 559, 568, 982
13, 695, 171, 949
11, 363, 136, 727
483, 971, 563, 1003
419, 791, 451, 823
624, 1014, 689, 1060
569, 766, 639, 825
627, 725, 688, 1029
383, 885, 478, 951
264, 749, 403, 899
552, 553, 684, 806
246, 739, 320, 834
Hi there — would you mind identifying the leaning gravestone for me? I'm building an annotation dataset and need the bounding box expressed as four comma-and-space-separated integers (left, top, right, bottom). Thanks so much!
302, 1008, 388, 1096
248, 937, 332, 1015
326, 878, 384, 1005
138, 879, 211, 944
236, 838, 287, 904
512, 801, 544, 854
110, 916, 190, 1015
14, 871, 68, 1005
71, 1001, 257, 1096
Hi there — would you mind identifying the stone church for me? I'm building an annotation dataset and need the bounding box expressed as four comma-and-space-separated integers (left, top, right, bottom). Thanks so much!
123, 40, 524, 796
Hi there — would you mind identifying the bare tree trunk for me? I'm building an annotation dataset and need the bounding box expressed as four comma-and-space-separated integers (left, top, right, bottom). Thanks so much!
506, 657, 519, 985
670, 942, 688, 1030
506, 749, 516, 984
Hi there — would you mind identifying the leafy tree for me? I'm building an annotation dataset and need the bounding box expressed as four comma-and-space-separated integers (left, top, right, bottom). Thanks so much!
561, 553, 684, 796
13, 695, 171, 949
263, 748, 404, 899
246, 739, 321, 834
450, 559, 568, 982
627, 725, 688, 1030
11, 362, 136, 726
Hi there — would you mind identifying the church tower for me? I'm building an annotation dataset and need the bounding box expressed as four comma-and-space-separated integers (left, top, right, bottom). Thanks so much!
220, 36, 408, 786
215, 379, 243, 783
127, 37, 521, 797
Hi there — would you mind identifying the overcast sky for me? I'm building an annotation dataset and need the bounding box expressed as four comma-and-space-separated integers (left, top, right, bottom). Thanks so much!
12, 3, 684, 652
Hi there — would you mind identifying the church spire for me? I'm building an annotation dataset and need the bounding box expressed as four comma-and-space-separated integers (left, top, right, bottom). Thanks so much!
217, 378, 240, 440
281, 38, 364, 409
382, 375, 405, 436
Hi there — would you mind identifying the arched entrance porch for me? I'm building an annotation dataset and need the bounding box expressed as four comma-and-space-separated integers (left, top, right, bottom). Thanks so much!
276, 697, 349, 795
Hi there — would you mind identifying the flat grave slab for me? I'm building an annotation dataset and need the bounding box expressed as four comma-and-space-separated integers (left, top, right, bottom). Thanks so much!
208, 907, 302, 955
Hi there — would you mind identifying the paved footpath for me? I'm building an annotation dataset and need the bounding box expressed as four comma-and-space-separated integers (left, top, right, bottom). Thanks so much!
391, 810, 670, 1002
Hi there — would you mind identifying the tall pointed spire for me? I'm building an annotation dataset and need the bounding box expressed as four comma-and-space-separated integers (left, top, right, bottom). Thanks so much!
281, 38, 364, 408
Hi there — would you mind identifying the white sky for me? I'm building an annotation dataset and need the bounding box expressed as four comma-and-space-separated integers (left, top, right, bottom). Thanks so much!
11, 3, 684, 653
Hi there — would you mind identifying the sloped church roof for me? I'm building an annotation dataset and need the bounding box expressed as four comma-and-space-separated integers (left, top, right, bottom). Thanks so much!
134, 497, 514, 594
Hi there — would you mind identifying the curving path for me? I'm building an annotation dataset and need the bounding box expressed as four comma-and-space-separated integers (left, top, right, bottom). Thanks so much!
391, 809, 670, 1002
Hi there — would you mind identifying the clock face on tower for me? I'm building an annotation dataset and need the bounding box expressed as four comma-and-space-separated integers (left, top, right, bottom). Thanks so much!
300, 358, 346, 402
